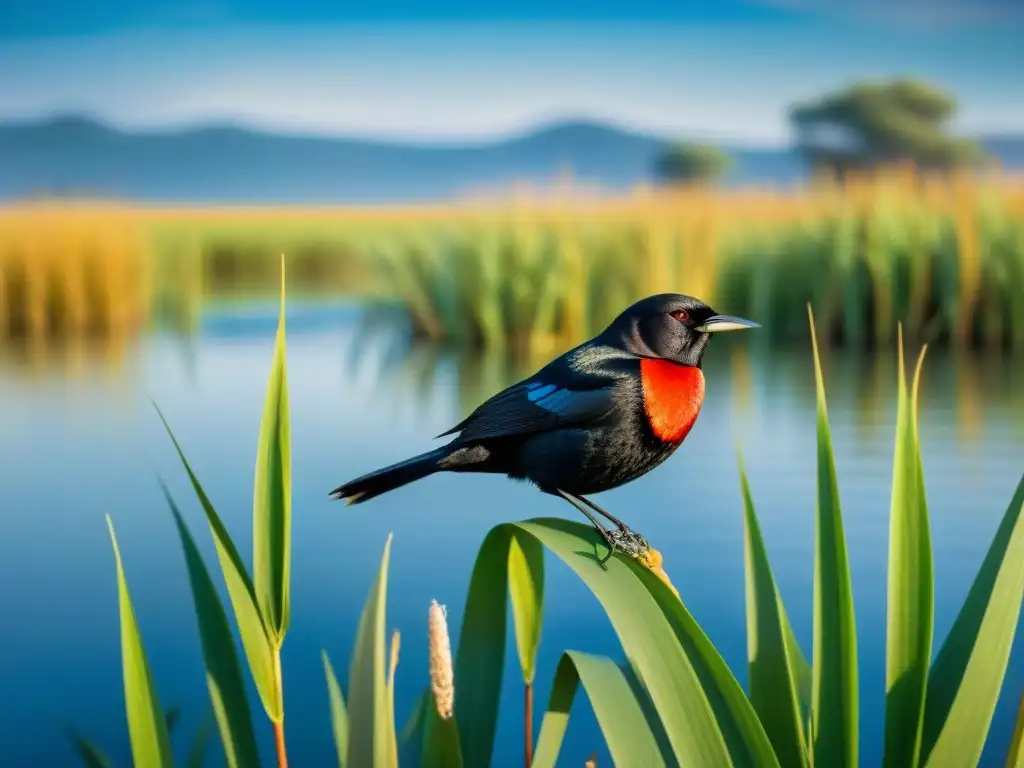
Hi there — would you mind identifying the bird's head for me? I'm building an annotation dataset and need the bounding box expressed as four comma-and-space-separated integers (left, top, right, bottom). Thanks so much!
598, 293, 759, 367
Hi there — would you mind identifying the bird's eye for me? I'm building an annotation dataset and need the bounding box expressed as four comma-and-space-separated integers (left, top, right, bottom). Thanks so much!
670, 309, 690, 323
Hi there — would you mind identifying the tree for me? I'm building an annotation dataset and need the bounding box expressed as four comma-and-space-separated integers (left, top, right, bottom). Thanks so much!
789, 79, 987, 177
655, 143, 733, 186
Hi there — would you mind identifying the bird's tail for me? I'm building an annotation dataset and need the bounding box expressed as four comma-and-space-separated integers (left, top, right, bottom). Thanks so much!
329, 447, 447, 505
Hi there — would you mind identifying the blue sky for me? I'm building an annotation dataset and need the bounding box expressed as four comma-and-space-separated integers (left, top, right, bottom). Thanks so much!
2, 0, 1022, 144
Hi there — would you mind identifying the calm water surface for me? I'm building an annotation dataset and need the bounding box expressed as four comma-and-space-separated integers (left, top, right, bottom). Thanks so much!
1, 302, 1022, 767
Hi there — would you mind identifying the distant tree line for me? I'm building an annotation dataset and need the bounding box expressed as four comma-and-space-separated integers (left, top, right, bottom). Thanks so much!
654, 78, 990, 186
655, 143, 733, 186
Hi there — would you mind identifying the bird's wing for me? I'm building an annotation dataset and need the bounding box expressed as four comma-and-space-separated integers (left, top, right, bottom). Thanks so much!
437, 379, 617, 443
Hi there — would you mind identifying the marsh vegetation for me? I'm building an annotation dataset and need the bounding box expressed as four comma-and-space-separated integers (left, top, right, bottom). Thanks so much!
2, 170, 1022, 354
78, 264, 1024, 767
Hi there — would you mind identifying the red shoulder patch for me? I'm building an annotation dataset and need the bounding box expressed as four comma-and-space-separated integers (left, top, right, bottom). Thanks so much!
640, 359, 705, 443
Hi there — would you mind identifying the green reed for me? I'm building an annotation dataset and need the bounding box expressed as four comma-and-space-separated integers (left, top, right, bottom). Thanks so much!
362, 186, 1024, 352
716, 190, 1024, 349
81, 260, 1024, 767
4, 171, 1023, 350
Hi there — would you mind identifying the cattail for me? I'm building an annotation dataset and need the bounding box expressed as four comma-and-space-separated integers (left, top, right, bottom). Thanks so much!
428, 599, 454, 719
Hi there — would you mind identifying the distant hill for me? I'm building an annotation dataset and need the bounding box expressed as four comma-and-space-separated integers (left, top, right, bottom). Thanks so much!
1, 115, 1021, 204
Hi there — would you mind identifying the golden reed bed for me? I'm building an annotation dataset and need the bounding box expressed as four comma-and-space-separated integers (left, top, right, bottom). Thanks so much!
1, 168, 1022, 346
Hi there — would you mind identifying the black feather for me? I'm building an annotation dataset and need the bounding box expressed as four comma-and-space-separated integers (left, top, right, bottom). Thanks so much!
330, 447, 447, 504
435, 342, 628, 443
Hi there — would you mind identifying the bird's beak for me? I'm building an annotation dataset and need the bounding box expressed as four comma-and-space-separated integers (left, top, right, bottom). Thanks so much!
695, 314, 761, 333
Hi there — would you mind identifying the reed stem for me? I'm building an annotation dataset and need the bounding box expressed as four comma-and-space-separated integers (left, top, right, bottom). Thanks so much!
273, 647, 288, 768
524, 680, 534, 767
274, 721, 288, 768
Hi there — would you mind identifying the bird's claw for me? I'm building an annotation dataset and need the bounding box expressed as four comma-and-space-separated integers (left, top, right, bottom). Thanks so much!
595, 526, 649, 568
611, 527, 649, 558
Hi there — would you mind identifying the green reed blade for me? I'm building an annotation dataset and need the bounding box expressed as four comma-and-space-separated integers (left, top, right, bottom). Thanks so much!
154, 404, 280, 722
784, 616, 813, 740
105, 516, 174, 768
67, 731, 113, 768
883, 331, 933, 767
508, 531, 545, 685
421, 695, 465, 768
253, 255, 292, 641
385, 630, 400, 768
450, 527, 515, 767
186, 714, 217, 768
163, 484, 262, 768
400, 690, 429, 746
808, 305, 859, 768
739, 454, 811, 768
455, 520, 748, 768
628, 544, 782, 768
323, 651, 348, 767
1006, 694, 1024, 768
346, 534, 395, 768
397, 690, 430, 766
531, 651, 665, 768
920, 471, 1024, 767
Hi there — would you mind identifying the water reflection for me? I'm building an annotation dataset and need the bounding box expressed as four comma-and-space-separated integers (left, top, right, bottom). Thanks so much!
344, 306, 1023, 449
0, 334, 141, 382
2, 299, 1021, 460
2, 300, 1022, 447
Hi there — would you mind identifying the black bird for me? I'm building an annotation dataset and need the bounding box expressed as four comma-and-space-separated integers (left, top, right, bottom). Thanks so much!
330, 294, 759, 565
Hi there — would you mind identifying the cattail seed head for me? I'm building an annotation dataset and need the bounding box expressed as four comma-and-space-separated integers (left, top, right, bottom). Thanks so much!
428, 599, 454, 719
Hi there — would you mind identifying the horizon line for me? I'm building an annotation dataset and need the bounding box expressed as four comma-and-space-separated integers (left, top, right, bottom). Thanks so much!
0, 110, 792, 149
4, 110, 1023, 150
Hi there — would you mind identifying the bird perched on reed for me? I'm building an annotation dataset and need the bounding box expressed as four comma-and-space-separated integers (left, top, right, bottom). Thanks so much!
330, 294, 758, 565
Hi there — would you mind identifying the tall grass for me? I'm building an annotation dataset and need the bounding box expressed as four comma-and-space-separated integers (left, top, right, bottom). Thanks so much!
366, 174, 1024, 351
0, 203, 151, 340
0, 203, 375, 340
85, 261, 1024, 767
4, 171, 1023, 349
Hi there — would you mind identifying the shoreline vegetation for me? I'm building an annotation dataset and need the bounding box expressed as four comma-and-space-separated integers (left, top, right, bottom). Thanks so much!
1, 168, 1023, 351
85, 261, 1024, 767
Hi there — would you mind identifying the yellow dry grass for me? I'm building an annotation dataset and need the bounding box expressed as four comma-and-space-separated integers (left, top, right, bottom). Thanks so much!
0, 202, 151, 340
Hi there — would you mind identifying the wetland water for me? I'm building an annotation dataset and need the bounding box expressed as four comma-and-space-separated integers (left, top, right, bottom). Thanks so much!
1, 301, 1022, 766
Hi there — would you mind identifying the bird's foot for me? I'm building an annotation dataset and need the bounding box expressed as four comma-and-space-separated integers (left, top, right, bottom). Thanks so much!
594, 528, 617, 569
595, 526, 649, 568
610, 526, 649, 558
